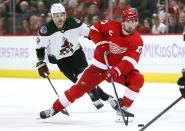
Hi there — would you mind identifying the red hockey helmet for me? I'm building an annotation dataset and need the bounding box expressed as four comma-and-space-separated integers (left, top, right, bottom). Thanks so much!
121, 7, 138, 22
121, 7, 138, 35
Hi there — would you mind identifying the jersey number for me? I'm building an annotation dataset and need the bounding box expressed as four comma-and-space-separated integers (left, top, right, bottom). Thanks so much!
136, 46, 143, 54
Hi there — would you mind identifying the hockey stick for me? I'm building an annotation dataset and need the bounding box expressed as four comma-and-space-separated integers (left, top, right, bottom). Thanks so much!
139, 96, 183, 131
45, 75, 70, 116
103, 52, 128, 125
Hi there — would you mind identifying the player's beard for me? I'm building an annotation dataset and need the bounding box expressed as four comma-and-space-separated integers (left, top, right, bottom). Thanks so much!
122, 21, 137, 35
55, 19, 65, 30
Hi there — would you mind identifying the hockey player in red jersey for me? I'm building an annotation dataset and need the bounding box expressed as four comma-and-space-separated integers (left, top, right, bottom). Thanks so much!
39, 7, 144, 119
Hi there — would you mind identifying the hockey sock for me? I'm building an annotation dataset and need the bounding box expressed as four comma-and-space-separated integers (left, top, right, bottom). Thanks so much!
53, 99, 65, 112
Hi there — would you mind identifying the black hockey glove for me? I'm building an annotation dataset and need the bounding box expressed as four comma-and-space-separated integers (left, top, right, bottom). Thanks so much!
177, 68, 185, 98
36, 61, 49, 78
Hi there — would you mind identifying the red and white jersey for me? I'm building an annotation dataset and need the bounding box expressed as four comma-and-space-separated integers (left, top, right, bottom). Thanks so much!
89, 20, 143, 75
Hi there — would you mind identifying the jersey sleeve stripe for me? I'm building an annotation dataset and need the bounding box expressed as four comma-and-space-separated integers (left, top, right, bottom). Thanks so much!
96, 41, 111, 46
122, 56, 137, 67
90, 25, 99, 32
114, 67, 121, 76
92, 58, 112, 70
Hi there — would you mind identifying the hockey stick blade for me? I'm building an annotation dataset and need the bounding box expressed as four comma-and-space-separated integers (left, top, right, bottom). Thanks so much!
61, 109, 69, 116
139, 96, 183, 131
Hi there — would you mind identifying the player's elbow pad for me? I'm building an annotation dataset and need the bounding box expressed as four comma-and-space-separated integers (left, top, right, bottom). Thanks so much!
116, 60, 135, 75
36, 48, 45, 61
89, 30, 103, 44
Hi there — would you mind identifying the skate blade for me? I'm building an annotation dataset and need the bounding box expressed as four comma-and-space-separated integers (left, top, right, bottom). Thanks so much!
36, 110, 69, 120
115, 117, 133, 123
61, 110, 69, 116
36, 117, 42, 120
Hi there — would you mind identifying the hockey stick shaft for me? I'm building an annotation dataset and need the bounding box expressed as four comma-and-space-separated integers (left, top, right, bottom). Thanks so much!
139, 96, 183, 131
46, 75, 70, 116
103, 52, 128, 125
46, 76, 59, 97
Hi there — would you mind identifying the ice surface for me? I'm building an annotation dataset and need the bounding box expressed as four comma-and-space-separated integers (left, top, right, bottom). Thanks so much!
0, 78, 184, 131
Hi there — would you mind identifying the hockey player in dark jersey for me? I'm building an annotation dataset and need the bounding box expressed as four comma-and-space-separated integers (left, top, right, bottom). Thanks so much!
177, 28, 185, 98
36, 3, 118, 111
177, 69, 185, 98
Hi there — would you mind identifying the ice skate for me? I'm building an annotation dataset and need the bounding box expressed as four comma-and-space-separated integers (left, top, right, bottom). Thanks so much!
88, 91, 104, 109
116, 106, 134, 117
108, 96, 118, 110
93, 99, 104, 109
40, 108, 58, 119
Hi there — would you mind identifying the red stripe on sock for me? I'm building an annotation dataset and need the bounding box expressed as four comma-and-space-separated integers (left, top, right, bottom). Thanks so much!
53, 99, 65, 112
122, 96, 133, 107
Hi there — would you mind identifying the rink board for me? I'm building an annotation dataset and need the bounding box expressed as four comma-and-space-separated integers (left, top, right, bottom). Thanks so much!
0, 35, 184, 82
0, 69, 181, 83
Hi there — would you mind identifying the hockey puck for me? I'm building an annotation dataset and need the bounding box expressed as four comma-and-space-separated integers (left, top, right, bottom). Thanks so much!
138, 124, 144, 127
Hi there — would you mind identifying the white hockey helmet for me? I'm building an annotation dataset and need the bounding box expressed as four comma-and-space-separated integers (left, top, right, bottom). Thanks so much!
50, 3, 66, 18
